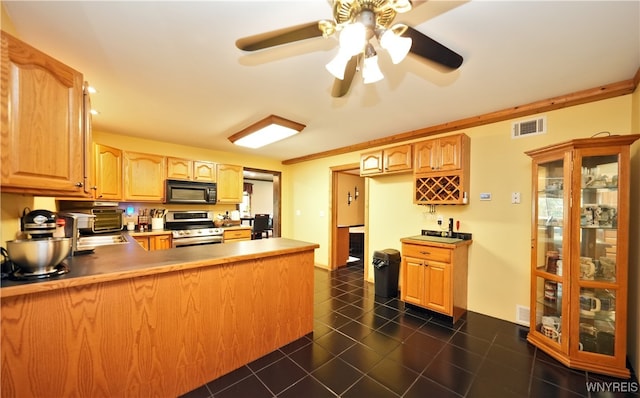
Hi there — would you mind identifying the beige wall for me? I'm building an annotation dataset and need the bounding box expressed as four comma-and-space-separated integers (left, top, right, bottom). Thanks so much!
284, 95, 637, 329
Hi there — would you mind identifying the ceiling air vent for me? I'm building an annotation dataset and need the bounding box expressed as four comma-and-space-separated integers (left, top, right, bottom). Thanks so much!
512, 116, 546, 138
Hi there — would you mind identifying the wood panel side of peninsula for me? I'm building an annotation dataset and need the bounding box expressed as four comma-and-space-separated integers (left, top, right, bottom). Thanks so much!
1, 243, 316, 397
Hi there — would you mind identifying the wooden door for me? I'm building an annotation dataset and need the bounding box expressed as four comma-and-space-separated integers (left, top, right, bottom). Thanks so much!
1, 31, 86, 195
193, 161, 216, 182
401, 257, 425, 305
359, 150, 383, 175
413, 139, 438, 173
133, 236, 149, 250
166, 157, 192, 180
216, 164, 243, 203
94, 144, 122, 200
123, 151, 165, 201
151, 235, 172, 250
437, 135, 463, 171
424, 261, 451, 314
383, 144, 412, 173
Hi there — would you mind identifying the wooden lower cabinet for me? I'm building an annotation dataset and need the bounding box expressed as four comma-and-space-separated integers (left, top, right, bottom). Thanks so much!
223, 228, 251, 243
400, 239, 471, 323
133, 233, 172, 250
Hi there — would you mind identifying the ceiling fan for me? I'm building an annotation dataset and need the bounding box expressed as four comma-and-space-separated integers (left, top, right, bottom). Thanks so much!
236, 0, 463, 98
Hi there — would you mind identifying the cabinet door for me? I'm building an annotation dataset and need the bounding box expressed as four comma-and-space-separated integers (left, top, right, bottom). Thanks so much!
573, 151, 625, 360
424, 261, 451, 314
166, 157, 193, 180
94, 144, 122, 200
360, 151, 383, 175
133, 236, 149, 250
151, 235, 172, 250
1, 31, 87, 196
123, 152, 165, 201
413, 140, 438, 173
193, 161, 216, 182
437, 135, 463, 171
383, 144, 412, 173
401, 256, 424, 305
223, 229, 251, 242
216, 164, 243, 203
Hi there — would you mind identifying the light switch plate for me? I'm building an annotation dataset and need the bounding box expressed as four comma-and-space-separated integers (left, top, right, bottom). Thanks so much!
512, 192, 521, 204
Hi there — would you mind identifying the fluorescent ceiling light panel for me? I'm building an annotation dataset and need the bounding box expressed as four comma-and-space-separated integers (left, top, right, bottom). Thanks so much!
228, 115, 305, 149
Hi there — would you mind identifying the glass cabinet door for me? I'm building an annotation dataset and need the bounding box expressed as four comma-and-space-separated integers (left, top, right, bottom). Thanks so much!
577, 154, 619, 356
533, 158, 566, 345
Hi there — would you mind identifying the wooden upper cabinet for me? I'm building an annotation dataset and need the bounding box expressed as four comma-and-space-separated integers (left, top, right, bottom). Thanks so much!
360, 144, 412, 176
166, 157, 193, 180
360, 150, 383, 175
193, 161, 215, 182
414, 133, 471, 205
123, 151, 165, 202
216, 164, 243, 203
0, 31, 90, 196
167, 158, 216, 182
414, 134, 468, 174
384, 144, 412, 173
94, 144, 122, 200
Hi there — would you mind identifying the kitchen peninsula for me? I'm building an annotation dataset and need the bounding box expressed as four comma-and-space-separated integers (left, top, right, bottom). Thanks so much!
1, 237, 319, 397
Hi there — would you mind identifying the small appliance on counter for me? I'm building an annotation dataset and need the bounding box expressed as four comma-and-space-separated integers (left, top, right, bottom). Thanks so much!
2, 208, 71, 280
57, 201, 127, 255
20, 208, 57, 238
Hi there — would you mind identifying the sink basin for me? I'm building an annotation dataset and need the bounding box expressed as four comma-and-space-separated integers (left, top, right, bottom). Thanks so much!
77, 234, 128, 249
421, 229, 472, 241
405, 235, 464, 244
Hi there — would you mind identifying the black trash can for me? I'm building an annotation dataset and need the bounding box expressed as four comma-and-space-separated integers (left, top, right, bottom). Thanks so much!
372, 249, 401, 298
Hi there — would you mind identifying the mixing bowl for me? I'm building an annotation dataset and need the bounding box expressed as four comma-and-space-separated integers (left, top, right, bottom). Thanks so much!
6, 237, 71, 274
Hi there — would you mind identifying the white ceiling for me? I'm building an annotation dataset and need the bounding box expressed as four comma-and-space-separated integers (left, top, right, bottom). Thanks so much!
3, 1, 639, 162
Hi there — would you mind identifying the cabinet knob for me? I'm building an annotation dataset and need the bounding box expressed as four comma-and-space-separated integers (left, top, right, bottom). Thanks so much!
75, 182, 84, 187
91, 186, 98, 190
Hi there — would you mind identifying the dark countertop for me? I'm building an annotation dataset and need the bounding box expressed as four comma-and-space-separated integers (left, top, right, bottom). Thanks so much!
401, 235, 473, 247
0, 236, 319, 298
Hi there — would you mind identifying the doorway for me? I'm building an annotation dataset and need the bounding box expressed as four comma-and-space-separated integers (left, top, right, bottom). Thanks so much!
330, 164, 366, 277
242, 167, 281, 237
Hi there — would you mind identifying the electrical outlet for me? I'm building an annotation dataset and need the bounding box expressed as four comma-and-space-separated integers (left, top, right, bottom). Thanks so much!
512, 192, 521, 204
437, 215, 443, 225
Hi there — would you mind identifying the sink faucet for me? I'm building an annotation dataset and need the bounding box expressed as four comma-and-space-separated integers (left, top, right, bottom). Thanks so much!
448, 218, 454, 238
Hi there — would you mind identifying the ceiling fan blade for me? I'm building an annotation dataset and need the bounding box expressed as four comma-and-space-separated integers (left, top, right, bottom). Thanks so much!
403, 26, 463, 69
236, 22, 324, 51
331, 56, 358, 98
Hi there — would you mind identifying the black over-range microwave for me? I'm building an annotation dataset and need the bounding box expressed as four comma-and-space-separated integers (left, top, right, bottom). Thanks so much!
165, 179, 217, 204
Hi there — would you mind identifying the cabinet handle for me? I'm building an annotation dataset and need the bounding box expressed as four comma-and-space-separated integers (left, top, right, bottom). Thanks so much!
91, 186, 98, 191
75, 182, 84, 187
420, 251, 430, 255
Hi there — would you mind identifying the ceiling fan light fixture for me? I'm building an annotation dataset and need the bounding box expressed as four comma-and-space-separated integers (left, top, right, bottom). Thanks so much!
339, 22, 366, 56
326, 51, 352, 79
228, 115, 305, 149
380, 25, 412, 64
363, 54, 384, 84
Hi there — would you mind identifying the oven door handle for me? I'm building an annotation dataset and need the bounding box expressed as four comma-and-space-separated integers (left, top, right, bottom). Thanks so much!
172, 236, 223, 247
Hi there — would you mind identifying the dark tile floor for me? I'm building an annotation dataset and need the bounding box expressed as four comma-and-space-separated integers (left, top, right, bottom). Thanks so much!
182, 262, 638, 398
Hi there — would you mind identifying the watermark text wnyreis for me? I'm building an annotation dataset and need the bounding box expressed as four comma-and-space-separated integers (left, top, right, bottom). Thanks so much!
586, 381, 638, 393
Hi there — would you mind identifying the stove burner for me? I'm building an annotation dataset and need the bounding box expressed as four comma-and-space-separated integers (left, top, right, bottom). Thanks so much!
7, 263, 70, 281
